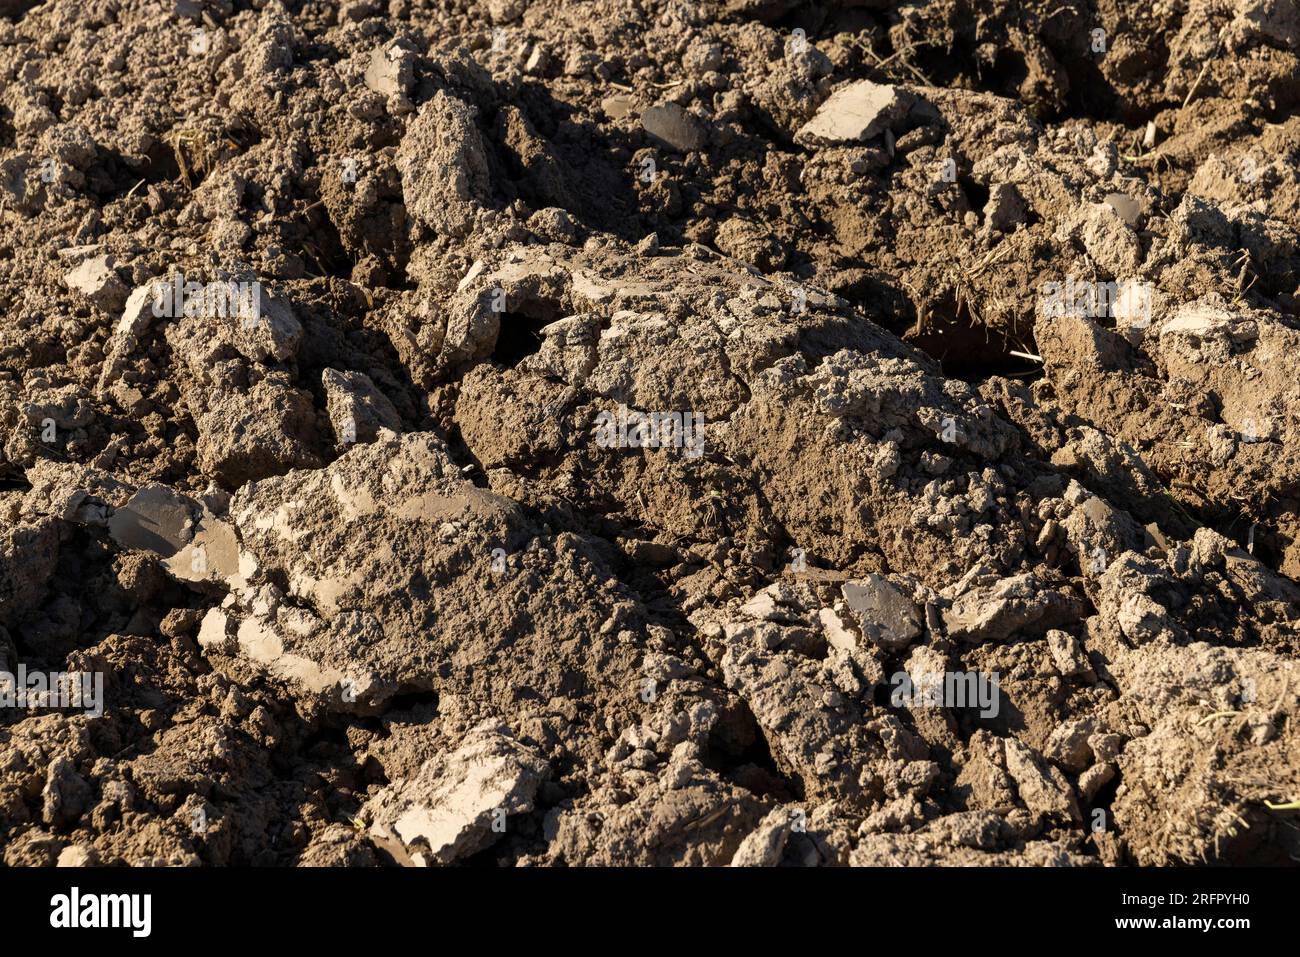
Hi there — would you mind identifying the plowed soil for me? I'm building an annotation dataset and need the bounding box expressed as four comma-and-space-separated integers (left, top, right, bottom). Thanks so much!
2, 0, 1299, 867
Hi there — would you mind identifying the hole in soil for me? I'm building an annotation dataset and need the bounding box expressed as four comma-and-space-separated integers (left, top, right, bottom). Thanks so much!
491, 298, 562, 368
381, 688, 440, 713
985, 47, 1028, 100
703, 697, 802, 802
302, 723, 351, 754
442, 421, 491, 489
142, 139, 184, 184
5, 1, 41, 22
722, 733, 801, 803
491, 313, 549, 367
1220, 515, 1284, 571
905, 290, 1040, 381
0, 472, 31, 492
958, 175, 990, 218
85, 146, 179, 202
1088, 766, 1122, 815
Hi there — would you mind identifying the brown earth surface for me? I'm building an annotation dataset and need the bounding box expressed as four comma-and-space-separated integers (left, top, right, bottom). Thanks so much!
1, 0, 1299, 867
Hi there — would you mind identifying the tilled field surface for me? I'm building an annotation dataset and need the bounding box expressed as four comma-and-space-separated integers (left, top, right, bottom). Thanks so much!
2, 0, 1299, 866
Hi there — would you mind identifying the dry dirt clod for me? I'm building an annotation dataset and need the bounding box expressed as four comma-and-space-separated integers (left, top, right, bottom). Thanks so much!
795, 80, 912, 148
62, 255, 128, 314
364, 721, 547, 866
